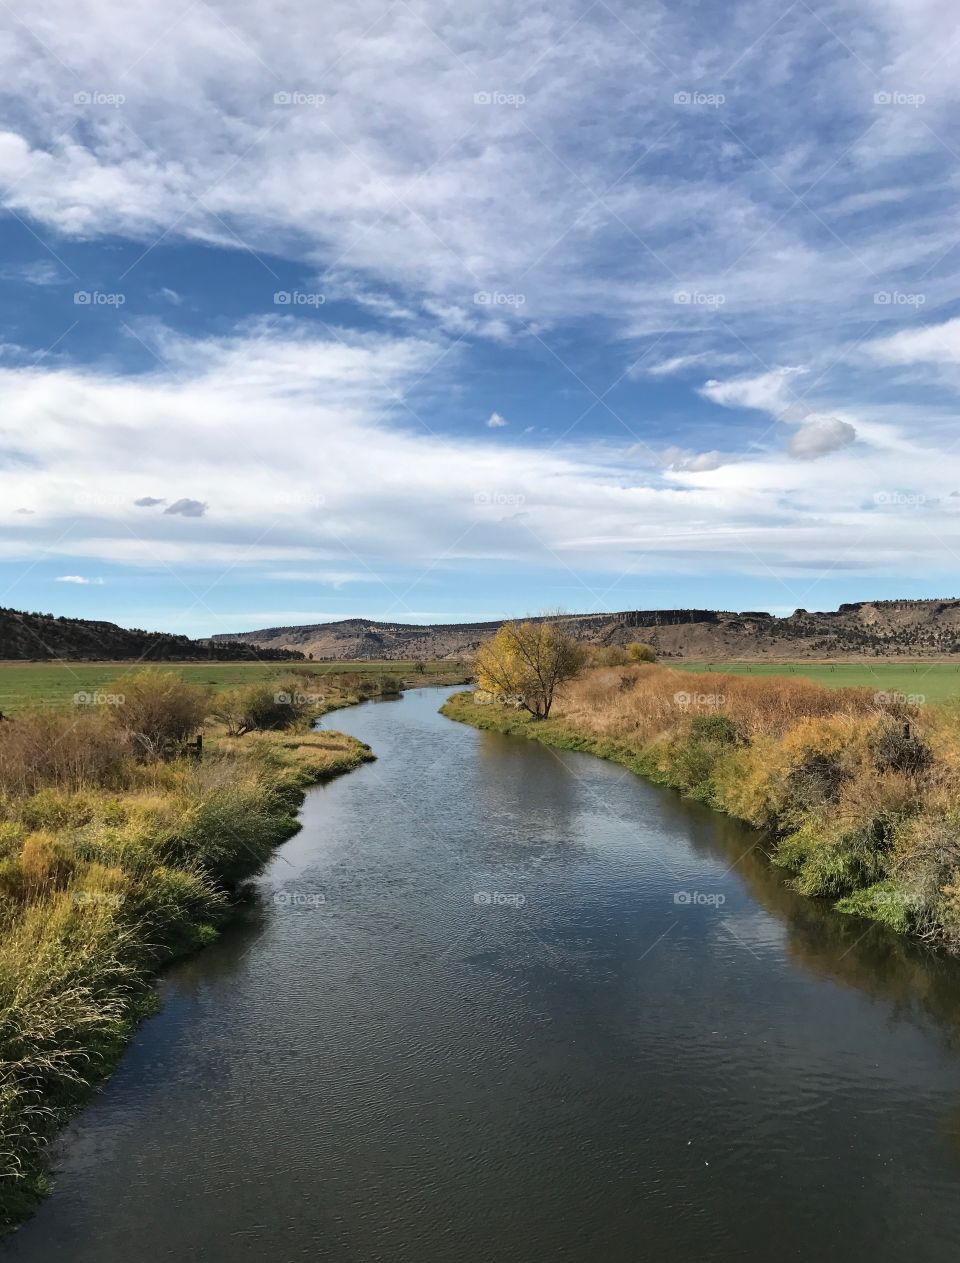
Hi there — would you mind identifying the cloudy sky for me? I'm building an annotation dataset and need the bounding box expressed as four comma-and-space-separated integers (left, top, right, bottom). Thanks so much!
1, 0, 960, 634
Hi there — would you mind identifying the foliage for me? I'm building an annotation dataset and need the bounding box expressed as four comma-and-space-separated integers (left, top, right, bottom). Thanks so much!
444, 656, 959, 949
626, 641, 657, 662
105, 668, 210, 760
474, 620, 586, 719
0, 670, 374, 1228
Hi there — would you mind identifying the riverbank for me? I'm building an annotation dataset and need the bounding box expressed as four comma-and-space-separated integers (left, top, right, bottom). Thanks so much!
442, 663, 960, 949
0, 675, 376, 1230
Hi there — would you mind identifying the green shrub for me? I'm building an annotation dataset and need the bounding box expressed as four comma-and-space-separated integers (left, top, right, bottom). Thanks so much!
776, 821, 890, 896
688, 714, 742, 746
836, 880, 914, 933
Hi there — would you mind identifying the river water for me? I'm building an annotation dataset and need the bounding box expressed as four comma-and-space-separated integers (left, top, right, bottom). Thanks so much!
6, 686, 960, 1261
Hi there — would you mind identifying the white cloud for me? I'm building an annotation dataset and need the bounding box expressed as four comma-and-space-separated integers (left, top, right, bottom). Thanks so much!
56, 574, 104, 584
659, 446, 727, 472
700, 368, 807, 415
641, 352, 744, 378
0, 260, 63, 286
2, 3, 960, 597
486, 412, 508, 428
0, 322, 954, 594
0, 0, 957, 359
869, 317, 960, 365
788, 416, 857, 460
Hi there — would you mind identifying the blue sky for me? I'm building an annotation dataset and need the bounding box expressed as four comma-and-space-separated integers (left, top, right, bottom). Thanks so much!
2, 0, 960, 635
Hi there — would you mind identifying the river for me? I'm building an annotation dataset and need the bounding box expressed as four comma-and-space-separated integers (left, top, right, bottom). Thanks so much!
6, 686, 960, 1261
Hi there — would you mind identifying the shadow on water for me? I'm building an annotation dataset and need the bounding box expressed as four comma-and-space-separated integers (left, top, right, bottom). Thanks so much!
669, 792, 960, 1050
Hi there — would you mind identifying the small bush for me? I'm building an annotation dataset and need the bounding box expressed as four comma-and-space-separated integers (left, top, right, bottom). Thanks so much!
107, 669, 210, 760
871, 722, 933, 777
626, 642, 656, 663
688, 714, 742, 746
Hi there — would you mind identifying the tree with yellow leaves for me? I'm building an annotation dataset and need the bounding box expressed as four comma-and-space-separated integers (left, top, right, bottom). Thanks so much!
474, 620, 586, 719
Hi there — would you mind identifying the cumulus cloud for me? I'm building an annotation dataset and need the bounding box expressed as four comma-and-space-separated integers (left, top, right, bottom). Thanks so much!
486, 412, 508, 428
659, 447, 727, 472
56, 575, 103, 585
164, 498, 208, 518
134, 496, 165, 507
788, 417, 857, 460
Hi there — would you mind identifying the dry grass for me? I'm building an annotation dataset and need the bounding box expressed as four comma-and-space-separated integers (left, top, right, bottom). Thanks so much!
446, 662, 958, 950
0, 673, 374, 1229
556, 662, 879, 743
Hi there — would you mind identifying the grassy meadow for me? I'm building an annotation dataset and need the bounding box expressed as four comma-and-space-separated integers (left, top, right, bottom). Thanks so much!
676, 659, 960, 702
0, 658, 468, 713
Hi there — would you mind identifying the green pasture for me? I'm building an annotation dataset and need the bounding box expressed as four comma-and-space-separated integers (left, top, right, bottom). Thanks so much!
0, 659, 465, 712
676, 660, 960, 703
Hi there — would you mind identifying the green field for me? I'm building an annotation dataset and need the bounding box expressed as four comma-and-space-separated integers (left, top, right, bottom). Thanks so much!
676, 660, 960, 703
0, 659, 467, 712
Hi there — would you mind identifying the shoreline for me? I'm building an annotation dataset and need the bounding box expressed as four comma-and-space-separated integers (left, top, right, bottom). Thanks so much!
0, 707, 375, 1233
440, 682, 955, 954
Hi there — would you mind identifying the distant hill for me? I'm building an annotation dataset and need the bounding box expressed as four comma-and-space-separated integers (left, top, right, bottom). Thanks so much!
0, 607, 304, 662
212, 601, 960, 662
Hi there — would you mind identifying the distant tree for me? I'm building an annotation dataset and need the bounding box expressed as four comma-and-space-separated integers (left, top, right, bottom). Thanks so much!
475, 620, 586, 719
413, 658, 427, 675
626, 641, 657, 663
211, 678, 317, 736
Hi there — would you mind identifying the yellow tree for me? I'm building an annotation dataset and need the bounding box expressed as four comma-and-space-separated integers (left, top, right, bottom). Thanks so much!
474, 620, 586, 719
626, 641, 656, 663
